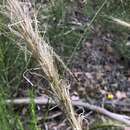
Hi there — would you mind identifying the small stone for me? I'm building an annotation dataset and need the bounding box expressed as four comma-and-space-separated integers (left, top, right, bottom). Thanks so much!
85, 72, 93, 79
104, 65, 112, 72
96, 72, 104, 80
107, 45, 113, 54
116, 91, 127, 100
111, 83, 118, 88
85, 42, 92, 48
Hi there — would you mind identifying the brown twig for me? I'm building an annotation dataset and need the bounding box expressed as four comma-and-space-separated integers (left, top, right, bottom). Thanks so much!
6, 96, 130, 126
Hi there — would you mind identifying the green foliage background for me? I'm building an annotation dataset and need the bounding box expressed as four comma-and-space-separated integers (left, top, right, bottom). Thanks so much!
0, 0, 130, 129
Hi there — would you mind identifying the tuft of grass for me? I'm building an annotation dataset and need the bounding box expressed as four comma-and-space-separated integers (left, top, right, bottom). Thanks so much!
0, 34, 32, 96
29, 93, 40, 130
45, 0, 82, 57
5, 0, 82, 129
0, 90, 42, 130
0, 92, 23, 130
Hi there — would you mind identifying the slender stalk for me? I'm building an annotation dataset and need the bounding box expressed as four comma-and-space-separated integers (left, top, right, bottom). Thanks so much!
6, 0, 82, 129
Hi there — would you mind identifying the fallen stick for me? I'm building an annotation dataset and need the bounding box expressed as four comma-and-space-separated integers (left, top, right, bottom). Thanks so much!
104, 100, 130, 112
6, 96, 130, 126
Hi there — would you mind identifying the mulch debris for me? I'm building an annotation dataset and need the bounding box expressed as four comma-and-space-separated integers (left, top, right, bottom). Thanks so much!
69, 34, 130, 102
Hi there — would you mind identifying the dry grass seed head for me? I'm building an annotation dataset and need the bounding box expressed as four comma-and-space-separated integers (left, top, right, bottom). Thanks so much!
6, 0, 82, 129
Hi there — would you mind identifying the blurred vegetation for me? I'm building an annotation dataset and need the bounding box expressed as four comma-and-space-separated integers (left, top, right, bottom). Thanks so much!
0, 0, 130, 129
41, 0, 82, 56
37, 0, 130, 63
85, 0, 130, 63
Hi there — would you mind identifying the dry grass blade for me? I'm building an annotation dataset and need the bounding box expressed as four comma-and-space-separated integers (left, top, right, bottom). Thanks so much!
5, 0, 82, 129
110, 17, 130, 28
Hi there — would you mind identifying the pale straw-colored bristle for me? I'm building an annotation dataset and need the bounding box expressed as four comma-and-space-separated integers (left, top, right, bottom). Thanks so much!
110, 16, 130, 28
6, 0, 82, 129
